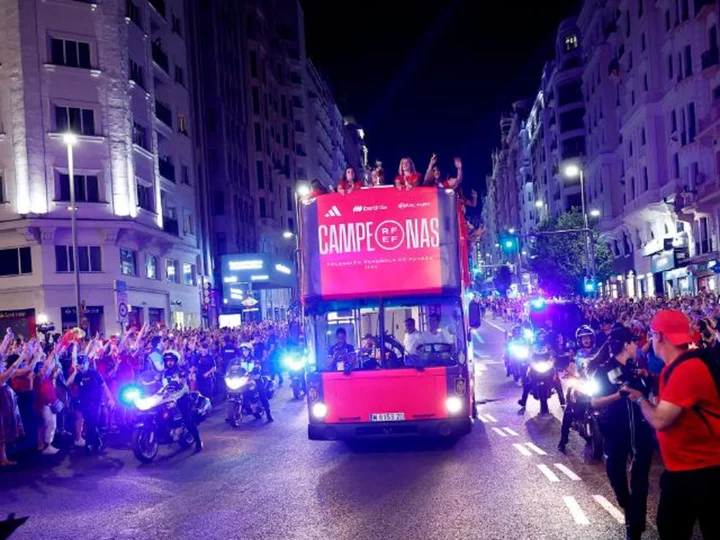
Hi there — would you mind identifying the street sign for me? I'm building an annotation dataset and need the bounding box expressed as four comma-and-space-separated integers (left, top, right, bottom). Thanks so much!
115, 282, 129, 324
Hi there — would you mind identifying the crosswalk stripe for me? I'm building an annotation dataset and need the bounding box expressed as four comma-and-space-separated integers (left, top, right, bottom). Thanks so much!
554, 463, 581, 481
537, 464, 560, 482
525, 442, 547, 455
563, 496, 590, 525
491, 427, 508, 437
477, 414, 487, 423
513, 443, 532, 456
592, 495, 625, 524
484, 413, 497, 422
502, 427, 519, 436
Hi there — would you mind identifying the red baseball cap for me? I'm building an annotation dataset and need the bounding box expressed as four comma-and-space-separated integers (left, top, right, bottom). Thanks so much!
650, 309, 695, 346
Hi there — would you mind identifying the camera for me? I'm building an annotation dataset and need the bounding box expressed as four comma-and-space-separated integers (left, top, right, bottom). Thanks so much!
608, 360, 649, 396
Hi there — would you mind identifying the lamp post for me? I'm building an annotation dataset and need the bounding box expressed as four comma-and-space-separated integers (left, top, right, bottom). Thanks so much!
563, 162, 596, 293
63, 132, 82, 326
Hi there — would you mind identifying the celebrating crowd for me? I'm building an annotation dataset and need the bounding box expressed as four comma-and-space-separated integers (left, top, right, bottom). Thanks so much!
0, 319, 296, 468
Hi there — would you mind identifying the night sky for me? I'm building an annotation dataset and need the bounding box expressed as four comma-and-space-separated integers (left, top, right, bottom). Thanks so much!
302, 0, 580, 196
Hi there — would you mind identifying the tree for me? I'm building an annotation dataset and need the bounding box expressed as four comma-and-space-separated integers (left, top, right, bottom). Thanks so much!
529, 210, 612, 296
493, 265, 513, 295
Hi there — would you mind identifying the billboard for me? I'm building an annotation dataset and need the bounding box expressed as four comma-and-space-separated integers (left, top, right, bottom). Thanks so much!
220, 253, 294, 306
300, 187, 461, 301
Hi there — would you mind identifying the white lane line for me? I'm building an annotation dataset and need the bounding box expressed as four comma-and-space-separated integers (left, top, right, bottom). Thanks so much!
537, 464, 560, 483
563, 496, 590, 525
477, 414, 487, 423
476, 363, 487, 371
491, 427, 508, 437
502, 427, 519, 436
525, 442, 547, 455
513, 443, 533, 456
484, 413, 497, 422
554, 463, 581, 481
484, 320, 506, 333
592, 495, 625, 524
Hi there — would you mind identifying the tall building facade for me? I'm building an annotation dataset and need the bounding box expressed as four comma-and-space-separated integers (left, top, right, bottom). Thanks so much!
0, 0, 207, 335
581, 0, 720, 298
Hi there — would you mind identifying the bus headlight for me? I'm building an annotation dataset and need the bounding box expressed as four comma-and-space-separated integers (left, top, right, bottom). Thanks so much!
446, 396, 463, 414
311, 402, 328, 419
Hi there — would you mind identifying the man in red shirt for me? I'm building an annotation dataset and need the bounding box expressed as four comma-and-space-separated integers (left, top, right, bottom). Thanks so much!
625, 309, 720, 539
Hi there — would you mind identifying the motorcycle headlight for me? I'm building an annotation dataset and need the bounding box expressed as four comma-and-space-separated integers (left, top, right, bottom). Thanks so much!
225, 376, 249, 391
283, 354, 307, 371
119, 385, 142, 407
580, 379, 600, 396
135, 395, 162, 411
532, 361, 553, 374
509, 343, 530, 360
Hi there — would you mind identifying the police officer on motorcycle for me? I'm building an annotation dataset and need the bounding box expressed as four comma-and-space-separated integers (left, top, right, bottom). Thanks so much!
591, 327, 654, 540
162, 351, 203, 452
558, 325, 597, 453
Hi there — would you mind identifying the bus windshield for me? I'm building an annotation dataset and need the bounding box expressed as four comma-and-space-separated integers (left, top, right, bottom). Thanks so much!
307, 297, 466, 372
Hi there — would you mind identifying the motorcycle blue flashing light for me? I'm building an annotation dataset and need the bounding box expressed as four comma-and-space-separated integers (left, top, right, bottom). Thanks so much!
119, 384, 142, 407
283, 354, 307, 372
522, 328, 534, 340
530, 298, 546, 311
508, 343, 530, 360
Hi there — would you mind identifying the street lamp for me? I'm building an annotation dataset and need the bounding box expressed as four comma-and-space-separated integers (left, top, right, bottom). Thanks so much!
509, 227, 516, 234
283, 230, 293, 239
63, 132, 82, 327
590, 209, 601, 218
562, 161, 596, 294
534, 200, 544, 208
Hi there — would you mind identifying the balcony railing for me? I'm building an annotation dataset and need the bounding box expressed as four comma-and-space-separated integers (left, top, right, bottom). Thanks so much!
155, 100, 172, 127
163, 216, 179, 236
159, 156, 175, 182
702, 48, 719, 71
151, 42, 169, 73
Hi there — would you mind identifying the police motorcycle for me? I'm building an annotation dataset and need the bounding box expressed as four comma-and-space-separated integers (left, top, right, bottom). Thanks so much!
129, 352, 211, 463
283, 345, 308, 400
561, 326, 603, 458
521, 330, 564, 415
224, 355, 272, 426
504, 325, 531, 382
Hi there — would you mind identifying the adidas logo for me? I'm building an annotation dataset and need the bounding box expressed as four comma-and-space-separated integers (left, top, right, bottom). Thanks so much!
324, 205, 342, 218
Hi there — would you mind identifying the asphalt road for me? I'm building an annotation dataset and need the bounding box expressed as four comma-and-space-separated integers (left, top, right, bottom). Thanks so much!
1, 319, 673, 540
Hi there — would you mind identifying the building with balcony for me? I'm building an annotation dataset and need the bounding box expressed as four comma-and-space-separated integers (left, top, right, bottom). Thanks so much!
578, 0, 720, 298
0, 0, 207, 334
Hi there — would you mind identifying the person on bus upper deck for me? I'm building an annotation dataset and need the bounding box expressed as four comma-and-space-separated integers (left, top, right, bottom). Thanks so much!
308, 179, 328, 198
394, 157, 422, 191
421, 313, 454, 346
337, 167, 363, 195
370, 162, 384, 186
424, 154, 463, 188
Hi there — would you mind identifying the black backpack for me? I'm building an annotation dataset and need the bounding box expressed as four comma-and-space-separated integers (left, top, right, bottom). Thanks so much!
662, 347, 720, 433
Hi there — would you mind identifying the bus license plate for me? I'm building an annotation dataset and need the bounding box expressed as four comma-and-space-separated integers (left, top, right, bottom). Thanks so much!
370, 413, 405, 422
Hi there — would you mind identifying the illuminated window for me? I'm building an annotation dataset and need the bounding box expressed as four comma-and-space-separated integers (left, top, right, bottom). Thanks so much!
145, 254, 158, 279
565, 34, 578, 51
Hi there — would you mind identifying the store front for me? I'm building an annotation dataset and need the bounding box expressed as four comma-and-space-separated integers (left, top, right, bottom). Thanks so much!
0, 309, 36, 338
61, 305, 104, 335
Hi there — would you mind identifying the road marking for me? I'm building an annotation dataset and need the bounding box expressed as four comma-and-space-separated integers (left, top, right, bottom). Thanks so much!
502, 427, 519, 436
491, 427, 508, 437
513, 443, 533, 456
554, 463, 581, 481
525, 442, 547, 455
476, 363, 487, 371
484, 413, 497, 422
563, 496, 590, 525
484, 320, 506, 333
537, 464, 560, 482
592, 495, 625, 524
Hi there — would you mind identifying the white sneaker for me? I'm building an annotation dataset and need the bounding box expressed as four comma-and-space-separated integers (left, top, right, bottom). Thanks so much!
42, 445, 60, 455
74, 438, 86, 447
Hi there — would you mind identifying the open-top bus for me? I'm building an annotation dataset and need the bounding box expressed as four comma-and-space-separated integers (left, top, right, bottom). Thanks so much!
298, 186, 475, 440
